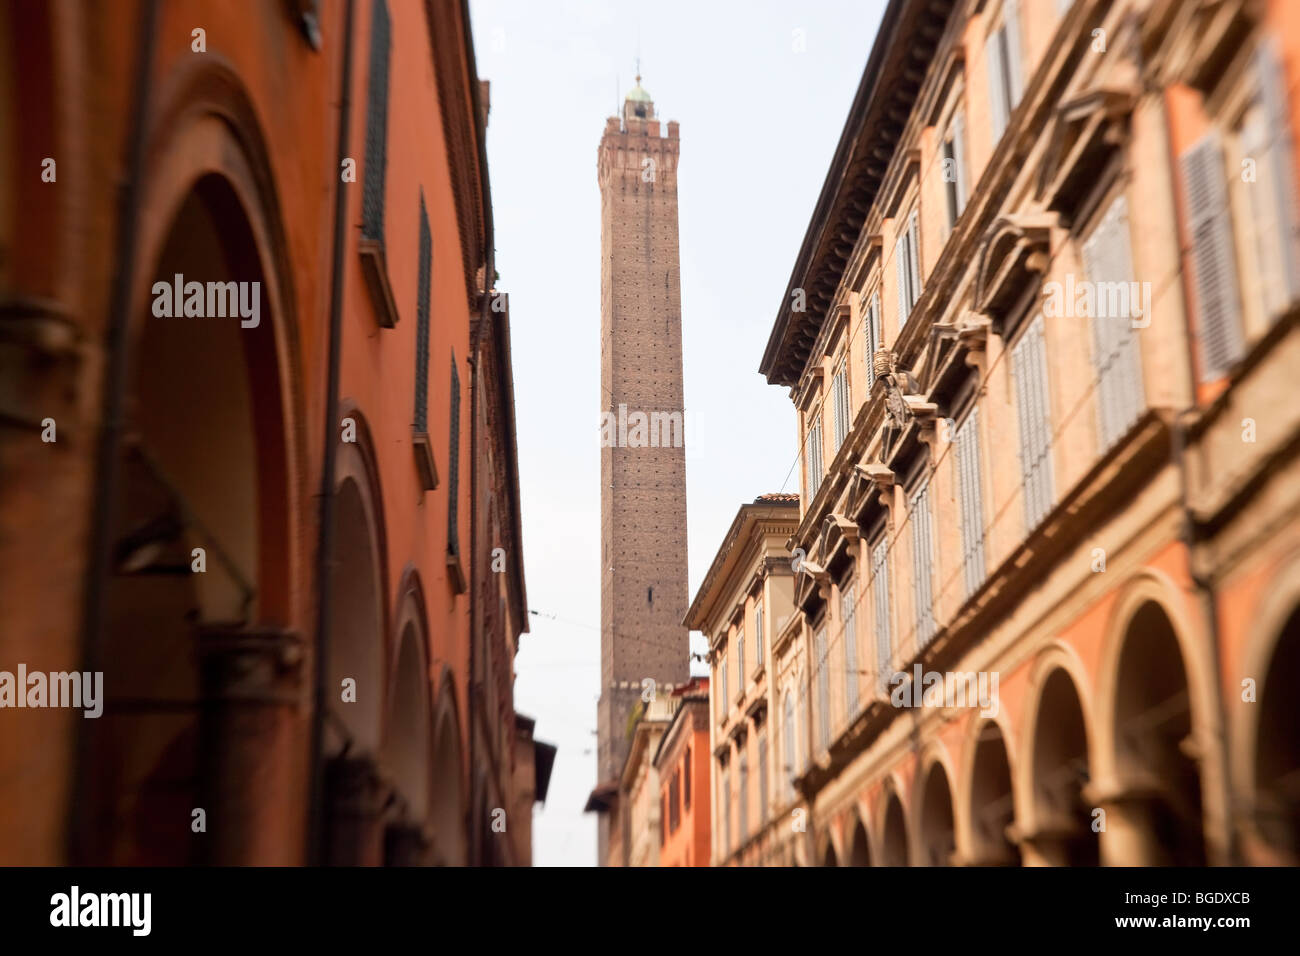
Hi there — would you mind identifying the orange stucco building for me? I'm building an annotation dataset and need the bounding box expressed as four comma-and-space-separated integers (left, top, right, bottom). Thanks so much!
0, 0, 549, 865
654, 678, 711, 867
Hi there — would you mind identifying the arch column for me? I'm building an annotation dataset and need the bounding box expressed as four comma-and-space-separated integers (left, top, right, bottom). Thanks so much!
197, 625, 304, 864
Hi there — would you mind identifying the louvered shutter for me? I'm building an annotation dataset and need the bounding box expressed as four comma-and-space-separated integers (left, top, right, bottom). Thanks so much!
815, 627, 830, 751
737, 629, 744, 688
1181, 137, 1244, 380
362, 0, 391, 243
911, 481, 936, 649
738, 753, 748, 841
953, 109, 969, 215
872, 538, 892, 693
957, 409, 986, 597
1084, 196, 1146, 447
755, 601, 764, 670
783, 694, 796, 797
415, 196, 432, 432
758, 735, 769, 824
908, 211, 922, 307
842, 583, 859, 717
866, 292, 883, 390
1256, 39, 1300, 305
1005, 1, 1024, 108
987, 28, 1009, 139
896, 234, 911, 327
864, 298, 878, 391
1013, 314, 1054, 530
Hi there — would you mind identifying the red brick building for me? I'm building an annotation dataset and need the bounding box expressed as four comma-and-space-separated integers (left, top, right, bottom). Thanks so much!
0, 0, 549, 865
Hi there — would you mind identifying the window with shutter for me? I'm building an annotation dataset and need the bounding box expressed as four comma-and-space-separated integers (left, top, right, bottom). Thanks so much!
815, 626, 830, 752
911, 480, 937, 649
736, 629, 744, 696
783, 693, 797, 799
833, 363, 851, 450
1251, 39, 1300, 315
956, 408, 986, 598
1083, 196, 1145, 448
754, 600, 764, 671
986, 2, 1022, 142
757, 733, 769, 824
806, 414, 824, 499
415, 196, 431, 433
953, 109, 969, 218
448, 357, 461, 556
871, 537, 892, 693
896, 234, 911, 328
865, 291, 883, 390
908, 211, 922, 308
362, 0, 391, 244
1012, 314, 1055, 531
842, 582, 859, 718
719, 653, 727, 718
738, 753, 748, 842
1181, 137, 1244, 381
721, 770, 730, 858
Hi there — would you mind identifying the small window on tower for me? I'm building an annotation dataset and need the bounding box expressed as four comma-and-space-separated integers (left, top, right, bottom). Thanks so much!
648, 587, 654, 605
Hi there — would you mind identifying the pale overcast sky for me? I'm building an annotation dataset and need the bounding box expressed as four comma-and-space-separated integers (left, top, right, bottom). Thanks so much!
469, 0, 887, 866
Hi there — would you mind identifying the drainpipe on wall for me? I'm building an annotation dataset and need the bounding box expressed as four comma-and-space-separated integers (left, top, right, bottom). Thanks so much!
1159, 84, 1238, 866
70, 0, 161, 864
307, 0, 357, 866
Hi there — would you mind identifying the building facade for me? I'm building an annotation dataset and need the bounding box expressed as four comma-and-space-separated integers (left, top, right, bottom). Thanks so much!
593, 76, 691, 862
0, 0, 549, 865
653, 678, 711, 867
757, 0, 1300, 866
684, 495, 802, 865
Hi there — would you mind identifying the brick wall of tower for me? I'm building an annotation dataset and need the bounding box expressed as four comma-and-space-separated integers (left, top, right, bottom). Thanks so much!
596, 110, 689, 798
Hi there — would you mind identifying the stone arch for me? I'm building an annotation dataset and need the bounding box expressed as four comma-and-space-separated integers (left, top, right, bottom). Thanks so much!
1236, 550, 1300, 864
847, 808, 872, 866
913, 746, 958, 866
874, 773, 910, 867
960, 714, 1019, 865
383, 567, 433, 822
430, 668, 468, 865
1096, 572, 1219, 865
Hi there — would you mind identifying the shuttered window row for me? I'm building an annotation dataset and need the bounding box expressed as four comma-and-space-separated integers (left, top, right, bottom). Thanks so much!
955, 408, 986, 598
815, 626, 830, 753
832, 362, 851, 452
841, 582, 859, 719
986, 0, 1023, 142
871, 537, 892, 693
895, 210, 922, 327
910, 480, 937, 650
1083, 196, 1146, 447
1012, 313, 1055, 531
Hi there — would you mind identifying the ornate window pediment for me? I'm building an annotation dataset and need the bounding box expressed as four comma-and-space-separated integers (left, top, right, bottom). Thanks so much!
1037, 86, 1137, 225
974, 215, 1054, 332
1141, 0, 1262, 97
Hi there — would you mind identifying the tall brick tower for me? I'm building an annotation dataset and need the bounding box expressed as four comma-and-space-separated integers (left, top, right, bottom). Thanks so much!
594, 76, 688, 860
